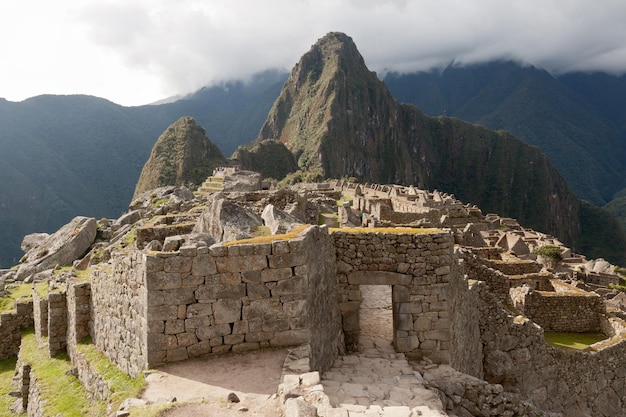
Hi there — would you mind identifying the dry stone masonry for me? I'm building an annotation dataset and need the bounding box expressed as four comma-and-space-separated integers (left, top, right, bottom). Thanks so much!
5, 176, 626, 417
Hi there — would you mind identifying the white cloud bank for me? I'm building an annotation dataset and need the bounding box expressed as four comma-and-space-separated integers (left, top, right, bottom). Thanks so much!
1, 0, 625, 106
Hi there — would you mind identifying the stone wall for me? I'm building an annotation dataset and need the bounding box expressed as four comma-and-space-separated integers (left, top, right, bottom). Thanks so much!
332, 229, 454, 364
91, 251, 148, 378
448, 253, 483, 379
522, 289, 605, 333
32, 288, 48, 340
0, 298, 33, 359
475, 277, 626, 417
66, 280, 91, 350
47, 291, 67, 356
461, 252, 510, 302
144, 226, 342, 373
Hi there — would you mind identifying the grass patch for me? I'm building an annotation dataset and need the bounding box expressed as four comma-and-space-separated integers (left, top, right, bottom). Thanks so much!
0, 283, 32, 313
20, 328, 102, 416
544, 332, 607, 350
77, 338, 144, 410
329, 227, 442, 234
224, 225, 310, 246
0, 356, 18, 416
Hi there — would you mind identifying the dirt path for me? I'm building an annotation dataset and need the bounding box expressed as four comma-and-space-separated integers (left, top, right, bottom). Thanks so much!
140, 348, 288, 417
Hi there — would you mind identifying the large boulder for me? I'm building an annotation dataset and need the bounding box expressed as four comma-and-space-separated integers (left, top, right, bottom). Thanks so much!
221, 170, 263, 192
262, 204, 302, 235
21, 233, 50, 252
193, 193, 263, 242
15, 216, 97, 281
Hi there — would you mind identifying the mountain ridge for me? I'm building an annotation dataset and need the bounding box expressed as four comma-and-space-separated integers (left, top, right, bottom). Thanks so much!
245, 32, 625, 264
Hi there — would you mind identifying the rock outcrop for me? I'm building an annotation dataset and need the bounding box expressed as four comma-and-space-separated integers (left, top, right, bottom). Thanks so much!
15, 216, 97, 281
192, 193, 264, 242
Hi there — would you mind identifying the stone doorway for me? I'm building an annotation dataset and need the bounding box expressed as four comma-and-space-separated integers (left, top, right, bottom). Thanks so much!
359, 285, 393, 342
344, 270, 414, 353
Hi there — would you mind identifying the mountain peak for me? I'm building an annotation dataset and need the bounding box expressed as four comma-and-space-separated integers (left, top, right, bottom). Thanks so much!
133, 116, 228, 198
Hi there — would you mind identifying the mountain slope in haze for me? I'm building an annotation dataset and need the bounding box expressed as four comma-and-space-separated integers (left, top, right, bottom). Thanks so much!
0, 72, 285, 268
249, 32, 626, 264
383, 62, 626, 206
134, 117, 229, 197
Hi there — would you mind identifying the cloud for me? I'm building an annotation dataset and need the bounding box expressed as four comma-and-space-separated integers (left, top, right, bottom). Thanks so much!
2, 0, 625, 105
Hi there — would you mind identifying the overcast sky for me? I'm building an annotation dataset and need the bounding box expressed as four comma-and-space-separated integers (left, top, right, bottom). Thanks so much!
1, 0, 625, 106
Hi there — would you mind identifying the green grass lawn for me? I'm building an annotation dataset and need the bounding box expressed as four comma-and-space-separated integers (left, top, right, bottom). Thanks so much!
0, 283, 32, 313
0, 356, 18, 417
544, 332, 607, 350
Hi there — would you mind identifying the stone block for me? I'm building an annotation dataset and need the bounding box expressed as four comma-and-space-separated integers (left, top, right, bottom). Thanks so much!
185, 316, 211, 330
238, 244, 255, 256
213, 283, 246, 299
224, 334, 245, 345
241, 270, 261, 283
147, 320, 164, 334
187, 303, 213, 317
146, 271, 182, 290
165, 319, 185, 334
164, 256, 192, 273
396, 313, 413, 331
247, 283, 270, 300
342, 310, 360, 332
191, 253, 217, 276
148, 333, 178, 351
209, 244, 227, 257
177, 332, 198, 347
145, 256, 164, 273
167, 347, 188, 362
147, 291, 166, 307
213, 299, 242, 324
254, 243, 272, 256
244, 299, 282, 321
261, 267, 293, 282
216, 255, 267, 273
272, 240, 290, 255
414, 316, 432, 332
149, 305, 179, 321
284, 397, 316, 417
196, 323, 231, 340
232, 320, 249, 334
182, 275, 205, 287
211, 272, 242, 285
269, 252, 306, 268
187, 340, 211, 358
262, 318, 289, 332
162, 287, 196, 305
272, 276, 308, 296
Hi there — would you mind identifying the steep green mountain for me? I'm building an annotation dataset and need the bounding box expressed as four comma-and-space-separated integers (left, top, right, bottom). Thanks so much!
134, 117, 228, 197
248, 32, 626, 264
383, 62, 626, 206
0, 72, 285, 268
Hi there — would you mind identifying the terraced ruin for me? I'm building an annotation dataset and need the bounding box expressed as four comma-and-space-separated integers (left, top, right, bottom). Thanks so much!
1, 169, 625, 417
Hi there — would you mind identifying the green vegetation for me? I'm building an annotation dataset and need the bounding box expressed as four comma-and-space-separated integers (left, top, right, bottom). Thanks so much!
532, 245, 563, 268
17, 330, 144, 417
544, 332, 607, 350
20, 329, 100, 416
77, 339, 145, 409
0, 283, 32, 313
0, 356, 18, 416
